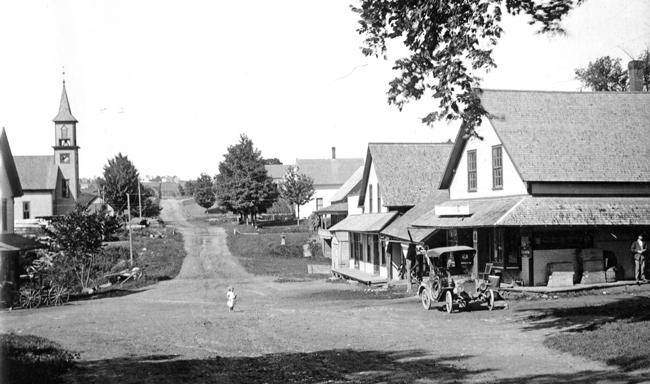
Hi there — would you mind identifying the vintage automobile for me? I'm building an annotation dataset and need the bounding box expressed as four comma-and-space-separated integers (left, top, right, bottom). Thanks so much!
417, 245, 504, 313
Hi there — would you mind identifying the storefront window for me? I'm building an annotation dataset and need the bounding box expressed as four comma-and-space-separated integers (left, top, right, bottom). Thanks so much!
494, 228, 520, 269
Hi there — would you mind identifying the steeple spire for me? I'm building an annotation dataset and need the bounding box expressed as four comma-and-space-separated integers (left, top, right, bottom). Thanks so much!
53, 74, 78, 123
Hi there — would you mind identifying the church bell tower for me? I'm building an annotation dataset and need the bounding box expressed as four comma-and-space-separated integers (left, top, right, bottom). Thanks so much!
52, 79, 80, 202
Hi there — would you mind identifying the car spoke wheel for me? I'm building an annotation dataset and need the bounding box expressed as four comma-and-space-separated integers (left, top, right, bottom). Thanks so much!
19, 288, 42, 309
487, 289, 495, 311
421, 289, 433, 310
445, 290, 453, 314
431, 279, 441, 301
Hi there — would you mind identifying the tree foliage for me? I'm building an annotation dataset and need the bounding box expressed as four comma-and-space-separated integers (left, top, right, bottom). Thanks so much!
214, 135, 279, 223
263, 158, 282, 165
46, 205, 121, 290
352, 0, 583, 137
100, 153, 162, 218
574, 56, 628, 91
193, 173, 217, 212
279, 166, 316, 224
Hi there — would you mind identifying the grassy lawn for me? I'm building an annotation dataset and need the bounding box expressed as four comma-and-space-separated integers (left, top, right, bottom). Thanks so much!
543, 296, 650, 371
0, 332, 77, 384
219, 222, 331, 280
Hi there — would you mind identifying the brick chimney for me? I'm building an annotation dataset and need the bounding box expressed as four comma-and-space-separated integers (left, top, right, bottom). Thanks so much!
628, 60, 644, 92
332, 147, 336, 159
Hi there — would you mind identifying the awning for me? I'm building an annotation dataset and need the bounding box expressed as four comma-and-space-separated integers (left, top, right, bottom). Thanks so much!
315, 202, 348, 215
499, 196, 650, 226
329, 212, 399, 233
381, 191, 447, 243
411, 197, 525, 228
0, 234, 46, 252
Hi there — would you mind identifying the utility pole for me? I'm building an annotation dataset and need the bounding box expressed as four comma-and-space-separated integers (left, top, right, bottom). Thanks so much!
127, 193, 133, 267
138, 180, 143, 220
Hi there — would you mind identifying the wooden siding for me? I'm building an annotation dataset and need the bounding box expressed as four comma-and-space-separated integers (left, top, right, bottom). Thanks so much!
450, 118, 527, 200
533, 249, 577, 286
364, 161, 381, 213
14, 192, 54, 219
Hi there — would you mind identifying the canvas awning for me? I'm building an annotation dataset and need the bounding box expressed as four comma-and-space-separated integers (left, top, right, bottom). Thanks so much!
0, 234, 46, 252
410, 197, 525, 228
329, 212, 399, 233
315, 202, 348, 215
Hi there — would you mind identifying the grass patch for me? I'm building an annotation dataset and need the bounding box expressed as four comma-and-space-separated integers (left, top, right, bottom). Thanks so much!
543, 296, 650, 371
221, 223, 329, 279
0, 332, 78, 384
101, 227, 186, 289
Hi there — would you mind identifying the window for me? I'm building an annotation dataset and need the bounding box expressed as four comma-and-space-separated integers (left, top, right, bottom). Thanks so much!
377, 184, 381, 213
59, 139, 71, 146
316, 198, 323, 211
467, 150, 477, 192
62, 179, 70, 198
60, 153, 70, 164
23, 202, 30, 220
492, 146, 503, 189
2, 199, 7, 232
368, 185, 373, 213
60, 126, 68, 139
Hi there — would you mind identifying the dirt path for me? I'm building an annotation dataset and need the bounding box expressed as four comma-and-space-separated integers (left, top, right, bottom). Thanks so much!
1, 199, 643, 383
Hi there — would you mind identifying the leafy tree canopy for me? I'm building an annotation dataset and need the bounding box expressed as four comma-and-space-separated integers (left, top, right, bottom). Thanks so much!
279, 166, 315, 224
100, 153, 162, 218
352, 0, 584, 137
193, 173, 217, 212
574, 56, 628, 91
215, 135, 279, 221
263, 158, 283, 165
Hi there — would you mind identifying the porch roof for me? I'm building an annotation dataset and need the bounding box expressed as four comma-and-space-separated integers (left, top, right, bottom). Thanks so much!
500, 196, 650, 226
381, 190, 447, 242
315, 202, 348, 215
0, 234, 46, 252
329, 212, 399, 233
410, 197, 525, 228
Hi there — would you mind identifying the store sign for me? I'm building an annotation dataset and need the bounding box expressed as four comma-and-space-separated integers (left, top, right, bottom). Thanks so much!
435, 205, 470, 216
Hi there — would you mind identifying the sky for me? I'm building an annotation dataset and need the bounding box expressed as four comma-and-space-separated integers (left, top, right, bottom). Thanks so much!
0, 0, 648, 181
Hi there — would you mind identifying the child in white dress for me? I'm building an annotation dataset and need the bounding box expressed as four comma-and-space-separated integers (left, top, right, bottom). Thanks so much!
226, 286, 236, 312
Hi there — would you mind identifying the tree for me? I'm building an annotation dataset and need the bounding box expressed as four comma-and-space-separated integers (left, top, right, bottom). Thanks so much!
183, 180, 197, 197
100, 153, 162, 218
352, 0, 584, 138
214, 134, 279, 224
278, 166, 316, 225
574, 56, 628, 91
193, 173, 217, 213
46, 205, 121, 290
640, 49, 650, 91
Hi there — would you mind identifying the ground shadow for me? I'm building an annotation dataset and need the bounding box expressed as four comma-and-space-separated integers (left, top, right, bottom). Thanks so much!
64, 349, 483, 384
71, 287, 150, 303
515, 295, 650, 333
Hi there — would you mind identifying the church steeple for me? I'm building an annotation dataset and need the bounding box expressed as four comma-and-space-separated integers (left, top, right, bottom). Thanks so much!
53, 79, 78, 123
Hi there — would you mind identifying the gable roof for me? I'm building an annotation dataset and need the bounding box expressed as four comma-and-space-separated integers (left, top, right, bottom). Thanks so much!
329, 166, 364, 203
380, 189, 448, 242
442, 90, 650, 187
359, 143, 453, 208
14, 156, 59, 190
265, 164, 290, 180
0, 128, 23, 197
53, 82, 78, 123
329, 211, 399, 233
295, 158, 364, 186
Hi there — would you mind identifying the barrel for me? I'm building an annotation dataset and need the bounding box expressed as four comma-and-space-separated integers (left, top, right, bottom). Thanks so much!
605, 267, 616, 282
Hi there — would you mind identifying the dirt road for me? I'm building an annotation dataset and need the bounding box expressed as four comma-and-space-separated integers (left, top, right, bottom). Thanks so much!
1, 200, 643, 383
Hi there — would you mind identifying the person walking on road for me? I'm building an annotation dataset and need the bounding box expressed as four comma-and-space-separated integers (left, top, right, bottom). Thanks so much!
631, 234, 648, 283
226, 286, 237, 312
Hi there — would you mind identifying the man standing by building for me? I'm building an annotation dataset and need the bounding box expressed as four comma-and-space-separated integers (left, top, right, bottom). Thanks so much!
631, 234, 648, 283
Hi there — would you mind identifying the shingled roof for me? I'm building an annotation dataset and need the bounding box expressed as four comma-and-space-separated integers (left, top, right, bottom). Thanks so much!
14, 156, 58, 190
360, 143, 452, 208
295, 158, 364, 186
410, 196, 526, 228
481, 90, 650, 183
329, 212, 399, 233
0, 128, 23, 197
380, 189, 448, 242
330, 166, 363, 203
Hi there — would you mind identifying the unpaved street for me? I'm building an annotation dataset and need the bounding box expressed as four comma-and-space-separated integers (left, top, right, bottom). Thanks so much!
1, 200, 644, 383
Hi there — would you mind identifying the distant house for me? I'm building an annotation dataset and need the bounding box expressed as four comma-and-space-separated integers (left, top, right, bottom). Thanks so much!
0, 129, 46, 307
13, 81, 82, 220
410, 88, 650, 286
329, 143, 453, 279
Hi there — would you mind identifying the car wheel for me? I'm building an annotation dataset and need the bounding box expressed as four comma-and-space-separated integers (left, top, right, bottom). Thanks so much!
445, 290, 453, 314
421, 288, 433, 310
487, 289, 495, 311
431, 278, 441, 301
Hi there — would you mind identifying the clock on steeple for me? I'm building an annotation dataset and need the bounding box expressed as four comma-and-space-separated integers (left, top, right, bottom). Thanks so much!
53, 78, 80, 201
